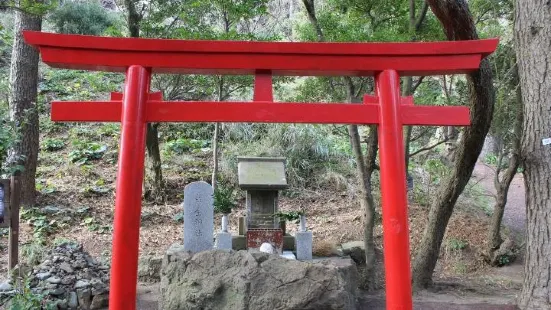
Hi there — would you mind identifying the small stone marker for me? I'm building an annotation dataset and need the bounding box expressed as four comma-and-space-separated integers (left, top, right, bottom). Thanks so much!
216, 232, 232, 252
183, 181, 214, 253
296, 231, 313, 260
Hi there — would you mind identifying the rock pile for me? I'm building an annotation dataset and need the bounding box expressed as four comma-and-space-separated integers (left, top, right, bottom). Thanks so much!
13, 242, 109, 309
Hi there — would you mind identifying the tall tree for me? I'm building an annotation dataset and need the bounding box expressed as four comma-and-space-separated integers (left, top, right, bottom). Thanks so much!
514, 0, 551, 307
125, 0, 165, 201
301, 0, 378, 289
411, 0, 495, 288
7, 1, 42, 206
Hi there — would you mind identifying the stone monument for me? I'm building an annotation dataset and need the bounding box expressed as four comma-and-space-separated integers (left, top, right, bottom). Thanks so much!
183, 181, 214, 253
238, 157, 287, 253
295, 214, 313, 260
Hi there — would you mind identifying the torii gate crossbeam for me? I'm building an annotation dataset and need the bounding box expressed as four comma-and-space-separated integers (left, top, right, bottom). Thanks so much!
24, 31, 497, 310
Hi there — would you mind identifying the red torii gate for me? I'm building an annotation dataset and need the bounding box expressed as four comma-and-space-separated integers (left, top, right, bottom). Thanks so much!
24, 31, 497, 310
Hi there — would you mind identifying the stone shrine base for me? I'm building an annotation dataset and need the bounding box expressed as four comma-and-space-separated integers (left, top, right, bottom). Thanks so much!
159, 244, 358, 310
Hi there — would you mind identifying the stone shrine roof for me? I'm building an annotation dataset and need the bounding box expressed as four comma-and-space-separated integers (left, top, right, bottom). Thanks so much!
238, 157, 288, 190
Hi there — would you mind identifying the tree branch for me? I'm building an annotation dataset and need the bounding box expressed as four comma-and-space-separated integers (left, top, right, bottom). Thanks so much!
302, 0, 325, 41
409, 138, 449, 157
415, 1, 429, 31
411, 76, 426, 93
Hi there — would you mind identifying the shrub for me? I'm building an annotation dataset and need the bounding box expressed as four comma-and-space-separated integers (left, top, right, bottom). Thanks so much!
49, 1, 117, 36
220, 124, 354, 189
68, 141, 107, 165
213, 186, 237, 214
164, 138, 209, 155
42, 138, 65, 152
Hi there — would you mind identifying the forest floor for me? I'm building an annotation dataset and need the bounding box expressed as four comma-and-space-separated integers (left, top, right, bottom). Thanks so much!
0, 127, 527, 309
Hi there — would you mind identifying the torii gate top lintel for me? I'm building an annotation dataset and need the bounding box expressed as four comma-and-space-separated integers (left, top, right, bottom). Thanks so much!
23, 31, 498, 310
23, 31, 498, 76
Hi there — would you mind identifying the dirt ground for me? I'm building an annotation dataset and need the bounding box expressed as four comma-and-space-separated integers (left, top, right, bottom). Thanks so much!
0, 149, 527, 309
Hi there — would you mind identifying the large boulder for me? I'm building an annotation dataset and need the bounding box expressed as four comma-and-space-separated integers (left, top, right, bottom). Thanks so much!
160, 244, 358, 310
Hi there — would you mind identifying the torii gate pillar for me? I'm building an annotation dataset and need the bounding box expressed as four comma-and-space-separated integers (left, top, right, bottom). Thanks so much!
22, 30, 498, 310
110, 66, 151, 305
377, 69, 413, 306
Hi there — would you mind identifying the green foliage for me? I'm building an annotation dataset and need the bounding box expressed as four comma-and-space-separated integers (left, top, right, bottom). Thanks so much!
273, 211, 304, 224
21, 208, 64, 240
447, 238, 468, 251
220, 124, 355, 189
41, 138, 65, 152
81, 216, 111, 234
483, 154, 498, 166
164, 138, 209, 155
39, 70, 123, 101
0, 111, 19, 174
98, 123, 120, 137
9, 278, 51, 310
213, 186, 237, 214
68, 141, 107, 165
48, 1, 117, 35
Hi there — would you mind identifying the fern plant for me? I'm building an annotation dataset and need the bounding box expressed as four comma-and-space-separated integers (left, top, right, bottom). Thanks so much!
213, 186, 237, 215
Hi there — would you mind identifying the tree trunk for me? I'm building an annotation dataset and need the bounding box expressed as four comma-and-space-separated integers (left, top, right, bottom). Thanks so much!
145, 123, 164, 201
211, 122, 220, 191
515, 0, 551, 307
412, 0, 495, 288
485, 71, 522, 265
7, 4, 42, 206
345, 79, 377, 290
212, 77, 225, 192
125, 0, 164, 200
301, 0, 378, 289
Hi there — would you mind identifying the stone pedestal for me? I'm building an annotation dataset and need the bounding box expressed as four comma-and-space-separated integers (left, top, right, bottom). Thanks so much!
216, 232, 232, 252
295, 231, 313, 260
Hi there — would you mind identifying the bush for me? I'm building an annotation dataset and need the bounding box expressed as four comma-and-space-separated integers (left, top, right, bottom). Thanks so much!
41, 138, 65, 152
49, 1, 117, 36
164, 138, 210, 155
220, 124, 354, 189
213, 186, 237, 214
0, 106, 21, 175
68, 141, 107, 165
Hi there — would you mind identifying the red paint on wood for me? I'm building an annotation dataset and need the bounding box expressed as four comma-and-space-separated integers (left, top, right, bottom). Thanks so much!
254, 71, 273, 102
108, 66, 150, 310
51, 100, 469, 126
247, 229, 284, 253
23, 30, 499, 310
376, 70, 413, 310
23, 31, 497, 76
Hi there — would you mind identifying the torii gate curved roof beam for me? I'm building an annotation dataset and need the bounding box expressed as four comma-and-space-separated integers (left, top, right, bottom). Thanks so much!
24, 31, 497, 76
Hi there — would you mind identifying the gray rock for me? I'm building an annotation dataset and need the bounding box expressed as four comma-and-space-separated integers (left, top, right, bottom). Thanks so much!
36, 272, 51, 280
340, 241, 366, 265
90, 278, 104, 289
68, 291, 78, 309
48, 287, 65, 296
56, 299, 68, 310
46, 276, 62, 284
75, 280, 90, 289
0, 281, 12, 292
42, 205, 62, 214
77, 289, 92, 309
90, 293, 109, 309
45, 283, 58, 289
138, 255, 163, 283
160, 248, 358, 310
60, 262, 74, 274
62, 275, 76, 285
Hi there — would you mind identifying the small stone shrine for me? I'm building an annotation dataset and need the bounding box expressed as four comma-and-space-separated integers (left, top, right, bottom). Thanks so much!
238, 157, 287, 253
